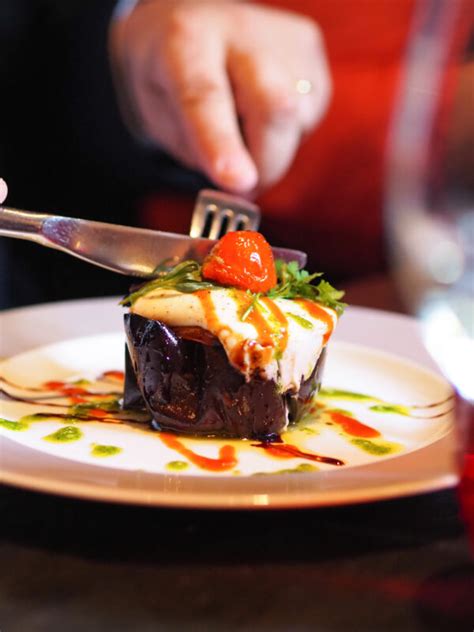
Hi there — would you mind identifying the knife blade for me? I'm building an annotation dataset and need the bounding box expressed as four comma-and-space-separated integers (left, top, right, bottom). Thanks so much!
0, 207, 307, 277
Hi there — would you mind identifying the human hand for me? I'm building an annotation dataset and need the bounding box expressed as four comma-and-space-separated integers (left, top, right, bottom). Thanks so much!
110, 0, 331, 193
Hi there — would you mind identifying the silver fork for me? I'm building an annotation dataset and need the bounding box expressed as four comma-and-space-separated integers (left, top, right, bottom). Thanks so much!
189, 189, 260, 239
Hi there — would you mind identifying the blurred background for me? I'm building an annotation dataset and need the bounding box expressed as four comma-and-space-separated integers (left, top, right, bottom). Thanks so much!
0, 0, 469, 310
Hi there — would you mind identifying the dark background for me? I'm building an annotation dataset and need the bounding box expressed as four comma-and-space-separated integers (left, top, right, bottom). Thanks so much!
0, 0, 206, 309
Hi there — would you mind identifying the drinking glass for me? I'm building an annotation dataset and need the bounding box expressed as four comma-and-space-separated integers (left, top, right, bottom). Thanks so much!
386, 0, 474, 545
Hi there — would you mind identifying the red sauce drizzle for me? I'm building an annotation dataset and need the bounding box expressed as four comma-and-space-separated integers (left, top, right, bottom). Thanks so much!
88, 408, 109, 419
196, 290, 231, 338
159, 433, 237, 471
252, 439, 344, 466
42, 381, 90, 396
60, 386, 89, 397
260, 297, 289, 355
38, 380, 121, 397
246, 302, 274, 346
196, 289, 274, 372
43, 385, 92, 403
329, 411, 380, 438
43, 380, 67, 390
295, 299, 335, 344
101, 370, 125, 382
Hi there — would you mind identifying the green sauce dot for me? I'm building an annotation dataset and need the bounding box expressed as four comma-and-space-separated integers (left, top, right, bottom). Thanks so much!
20, 414, 78, 424
166, 460, 189, 471
369, 404, 410, 416
319, 388, 374, 401
0, 418, 29, 432
351, 438, 396, 456
293, 463, 318, 473
44, 426, 83, 443
91, 444, 122, 457
253, 463, 318, 476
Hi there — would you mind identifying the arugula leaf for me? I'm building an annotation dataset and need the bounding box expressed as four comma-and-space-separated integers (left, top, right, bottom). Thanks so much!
268, 260, 346, 315
120, 260, 216, 306
312, 279, 346, 315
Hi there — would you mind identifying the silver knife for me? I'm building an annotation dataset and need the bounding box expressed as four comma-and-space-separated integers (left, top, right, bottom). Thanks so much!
0, 207, 307, 277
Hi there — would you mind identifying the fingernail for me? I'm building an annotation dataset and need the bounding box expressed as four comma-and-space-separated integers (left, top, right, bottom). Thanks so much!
214, 155, 258, 192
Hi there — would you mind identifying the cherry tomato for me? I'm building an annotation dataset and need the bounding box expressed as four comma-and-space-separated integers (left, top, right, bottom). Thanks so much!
202, 231, 277, 293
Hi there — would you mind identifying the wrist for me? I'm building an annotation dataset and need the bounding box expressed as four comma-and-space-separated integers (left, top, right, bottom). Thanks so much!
113, 0, 140, 20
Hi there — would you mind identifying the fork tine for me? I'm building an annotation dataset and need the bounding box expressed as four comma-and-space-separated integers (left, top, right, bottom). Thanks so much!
225, 213, 240, 232
234, 212, 259, 231
208, 208, 232, 239
189, 200, 214, 238
190, 189, 261, 239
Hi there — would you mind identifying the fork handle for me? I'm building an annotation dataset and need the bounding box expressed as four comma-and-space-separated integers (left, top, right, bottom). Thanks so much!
0, 207, 51, 245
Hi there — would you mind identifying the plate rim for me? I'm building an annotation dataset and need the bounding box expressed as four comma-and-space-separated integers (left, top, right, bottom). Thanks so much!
1, 453, 457, 510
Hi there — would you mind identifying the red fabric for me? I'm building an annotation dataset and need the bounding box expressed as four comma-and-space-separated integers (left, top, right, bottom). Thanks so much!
140, 0, 416, 279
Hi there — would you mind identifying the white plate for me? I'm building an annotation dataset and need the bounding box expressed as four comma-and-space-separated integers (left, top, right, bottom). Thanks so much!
0, 299, 459, 508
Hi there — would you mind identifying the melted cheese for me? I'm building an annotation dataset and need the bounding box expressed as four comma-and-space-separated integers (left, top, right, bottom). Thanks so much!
131, 287, 337, 393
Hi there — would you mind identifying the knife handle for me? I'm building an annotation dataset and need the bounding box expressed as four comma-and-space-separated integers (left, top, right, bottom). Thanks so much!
0, 207, 50, 245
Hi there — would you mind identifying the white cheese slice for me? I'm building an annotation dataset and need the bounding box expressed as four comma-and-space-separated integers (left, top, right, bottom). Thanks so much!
131, 287, 337, 393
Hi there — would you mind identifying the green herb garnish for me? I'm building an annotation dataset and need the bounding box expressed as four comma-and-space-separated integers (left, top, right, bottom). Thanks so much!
268, 260, 346, 315
286, 313, 314, 329
120, 260, 216, 306
241, 292, 262, 321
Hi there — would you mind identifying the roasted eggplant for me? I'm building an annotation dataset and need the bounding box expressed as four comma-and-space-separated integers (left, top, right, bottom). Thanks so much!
124, 313, 326, 440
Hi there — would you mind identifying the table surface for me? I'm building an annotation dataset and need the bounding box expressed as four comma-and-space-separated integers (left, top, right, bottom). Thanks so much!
1, 276, 473, 632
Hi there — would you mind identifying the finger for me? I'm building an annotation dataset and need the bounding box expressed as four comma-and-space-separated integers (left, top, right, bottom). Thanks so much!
159, 34, 258, 192
133, 79, 200, 169
112, 22, 200, 169
296, 35, 332, 131
231, 55, 303, 188
244, 109, 301, 189
0, 178, 8, 204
